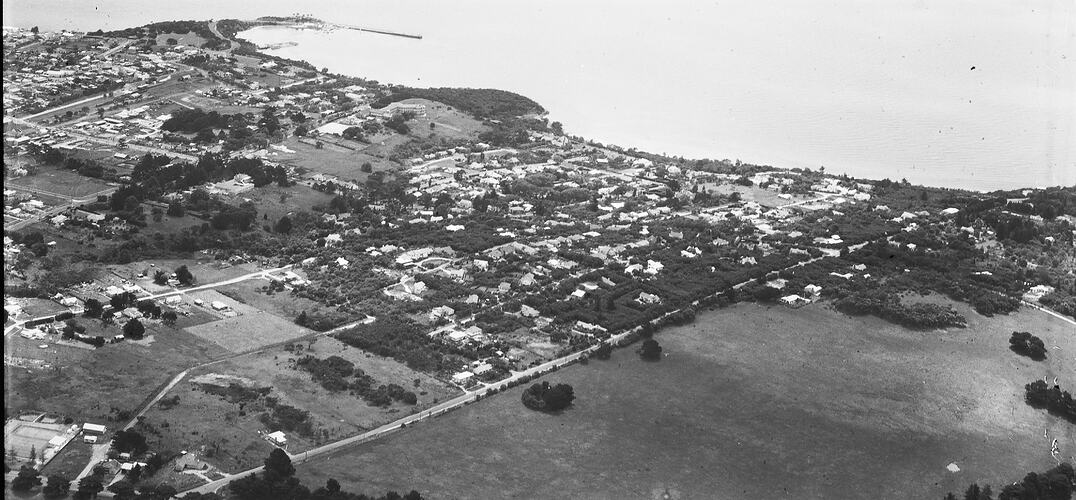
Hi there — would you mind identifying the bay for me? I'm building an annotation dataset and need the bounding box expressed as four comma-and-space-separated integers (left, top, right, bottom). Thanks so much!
5, 0, 1074, 191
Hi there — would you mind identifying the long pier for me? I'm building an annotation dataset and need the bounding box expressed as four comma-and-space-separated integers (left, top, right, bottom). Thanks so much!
329, 22, 422, 40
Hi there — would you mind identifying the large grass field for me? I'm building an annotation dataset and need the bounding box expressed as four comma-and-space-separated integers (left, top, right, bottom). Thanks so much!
276, 137, 397, 183
6, 165, 114, 198
294, 300, 1075, 499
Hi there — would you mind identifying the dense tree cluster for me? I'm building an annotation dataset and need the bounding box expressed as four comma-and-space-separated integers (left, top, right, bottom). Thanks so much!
1040, 291, 1076, 321
199, 382, 270, 405
11, 465, 42, 491
259, 398, 314, 437
210, 201, 258, 231
521, 381, 575, 412
1009, 331, 1047, 360
110, 428, 149, 455
384, 111, 415, 135
1024, 380, 1076, 423
42, 473, 71, 498
945, 463, 1074, 500
834, 290, 967, 329
335, 319, 469, 374
1004, 187, 1076, 219
294, 355, 418, 406
372, 87, 545, 120
162, 108, 229, 134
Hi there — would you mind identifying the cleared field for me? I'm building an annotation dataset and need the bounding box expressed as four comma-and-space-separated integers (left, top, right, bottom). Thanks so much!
214, 278, 322, 323
276, 137, 397, 183
4, 321, 227, 423
295, 300, 1075, 500
400, 98, 488, 141
182, 289, 313, 353
214, 183, 333, 228
702, 182, 816, 208
137, 335, 462, 475
6, 165, 114, 199
154, 32, 208, 48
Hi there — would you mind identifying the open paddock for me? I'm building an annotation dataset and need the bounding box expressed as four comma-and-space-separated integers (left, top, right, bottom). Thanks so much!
214, 183, 332, 225
154, 32, 208, 48
296, 300, 1075, 500
5, 165, 115, 199
182, 289, 312, 353
214, 278, 321, 324
396, 98, 488, 141
4, 321, 226, 423
276, 136, 398, 183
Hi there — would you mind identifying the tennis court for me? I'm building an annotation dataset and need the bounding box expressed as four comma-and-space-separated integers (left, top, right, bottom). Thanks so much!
4, 419, 69, 459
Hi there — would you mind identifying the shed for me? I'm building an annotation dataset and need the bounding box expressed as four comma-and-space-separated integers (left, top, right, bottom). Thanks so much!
83, 423, 106, 435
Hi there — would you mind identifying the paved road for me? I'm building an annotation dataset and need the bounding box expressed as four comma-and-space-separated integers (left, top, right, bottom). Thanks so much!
21, 94, 109, 121
1022, 300, 1076, 327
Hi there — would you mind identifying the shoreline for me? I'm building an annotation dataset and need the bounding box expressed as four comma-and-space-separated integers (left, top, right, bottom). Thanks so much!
234, 22, 1074, 193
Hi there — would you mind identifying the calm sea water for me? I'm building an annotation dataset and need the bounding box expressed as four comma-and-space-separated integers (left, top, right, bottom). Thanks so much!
5, 0, 1075, 191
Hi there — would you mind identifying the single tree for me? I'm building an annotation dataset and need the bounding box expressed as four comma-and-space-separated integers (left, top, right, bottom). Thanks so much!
639, 338, 663, 361
84, 298, 104, 318
123, 318, 146, 340
263, 448, 295, 479
175, 265, 194, 286
274, 216, 293, 234
77, 474, 104, 498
